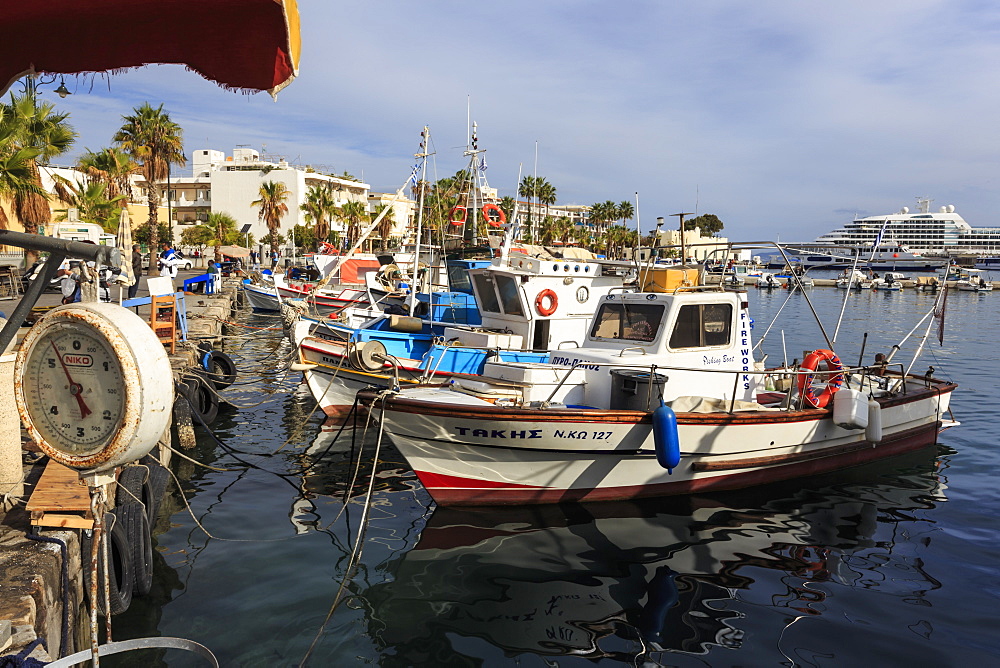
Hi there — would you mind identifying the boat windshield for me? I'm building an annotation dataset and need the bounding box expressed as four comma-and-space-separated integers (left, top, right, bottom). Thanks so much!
495, 275, 524, 315
668, 303, 733, 349
590, 303, 663, 342
447, 264, 474, 294
472, 273, 501, 314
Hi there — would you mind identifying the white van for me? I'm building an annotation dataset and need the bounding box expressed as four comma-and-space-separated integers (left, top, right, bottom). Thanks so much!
46, 222, 117, 246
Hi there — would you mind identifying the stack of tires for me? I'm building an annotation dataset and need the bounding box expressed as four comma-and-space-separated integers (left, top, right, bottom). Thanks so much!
177, 343, 238, 426
81, 456, 170, 616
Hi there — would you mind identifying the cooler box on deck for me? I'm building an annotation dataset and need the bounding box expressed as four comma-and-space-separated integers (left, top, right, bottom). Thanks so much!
443, 327, 523, 349
483, 361, 587, 405
638, 267, 699, 293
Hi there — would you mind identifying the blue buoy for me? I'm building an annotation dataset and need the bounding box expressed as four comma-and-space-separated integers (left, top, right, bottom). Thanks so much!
652, 400, 680, 473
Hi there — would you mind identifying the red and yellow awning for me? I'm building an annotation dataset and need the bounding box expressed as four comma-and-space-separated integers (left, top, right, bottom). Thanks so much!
0, 0, 301, 97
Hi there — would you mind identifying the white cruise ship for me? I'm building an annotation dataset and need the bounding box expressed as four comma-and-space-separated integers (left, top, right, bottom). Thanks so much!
765, 197, 1000, 271
816, 197, 1000, 256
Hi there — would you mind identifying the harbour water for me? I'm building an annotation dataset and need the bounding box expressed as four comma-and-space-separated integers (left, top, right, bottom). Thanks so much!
111, 284, 999, 666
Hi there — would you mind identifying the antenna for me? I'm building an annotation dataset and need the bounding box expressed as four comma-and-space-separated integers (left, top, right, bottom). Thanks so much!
671, 212, 694, 265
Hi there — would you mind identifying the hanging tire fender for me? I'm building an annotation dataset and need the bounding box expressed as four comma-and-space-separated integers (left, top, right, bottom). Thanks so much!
200, 350, 238, 391
119, 503, 153, 596
81, 511, 134, 616
178, 373, 220, 425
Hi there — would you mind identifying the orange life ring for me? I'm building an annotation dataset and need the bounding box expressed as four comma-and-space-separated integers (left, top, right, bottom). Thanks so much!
319, 242, 339, 255
450, 205, 467, 226
482, 203, 506, 227
534, 289, 558, 316
796, 348, 845, 409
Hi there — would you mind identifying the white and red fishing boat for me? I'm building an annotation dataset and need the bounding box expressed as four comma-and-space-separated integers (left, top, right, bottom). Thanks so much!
291, 253, 628, 414
364, 269, 958, 506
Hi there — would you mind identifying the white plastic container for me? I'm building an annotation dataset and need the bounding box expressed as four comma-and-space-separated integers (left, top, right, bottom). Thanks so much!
833, 388, 869, 430
866, 398, 883, 443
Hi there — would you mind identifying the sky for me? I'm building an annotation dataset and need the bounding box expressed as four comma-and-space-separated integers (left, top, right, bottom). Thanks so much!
29, 0, 1000, 240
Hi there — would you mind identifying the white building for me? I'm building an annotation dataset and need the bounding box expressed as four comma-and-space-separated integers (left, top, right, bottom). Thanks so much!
162, 147, 370, 247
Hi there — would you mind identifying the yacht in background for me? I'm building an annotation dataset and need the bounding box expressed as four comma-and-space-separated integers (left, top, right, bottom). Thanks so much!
767, 197, 1000, 270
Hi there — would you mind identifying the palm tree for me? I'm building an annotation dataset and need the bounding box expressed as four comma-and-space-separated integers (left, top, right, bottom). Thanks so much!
617, 200, 635, 226
301, 183, 336, 244
77, 147, 136, 205
114, 103, 185, 272
372, 204, 396, 250
536, 179, 557, 221
0, 87, 76, 262
552, 216, 575, 245
588, 201, 615, 237
337, 200, 369, 251
0, 125, 43, 231
251, 180, 292, 256
51, 178, 126, 231
519, 175, 551, 240
204, 212, 238, 261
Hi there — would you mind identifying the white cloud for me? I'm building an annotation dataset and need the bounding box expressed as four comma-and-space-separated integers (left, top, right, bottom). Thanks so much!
43, 0, 1000, 239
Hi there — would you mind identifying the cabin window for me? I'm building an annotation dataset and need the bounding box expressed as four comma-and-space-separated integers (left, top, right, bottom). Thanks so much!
472, 274, 501, 313
495, 275, 524, 315
669, 303, 733, 349
590, 303, 663, 342
448, 265, 473, 294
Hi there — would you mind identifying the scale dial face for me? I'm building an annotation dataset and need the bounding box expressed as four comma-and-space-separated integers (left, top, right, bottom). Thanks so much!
14, 302, 174, 470
22, 323, 125, 455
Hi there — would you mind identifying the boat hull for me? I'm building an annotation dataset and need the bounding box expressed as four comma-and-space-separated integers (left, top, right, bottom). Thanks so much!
371, 383, 955, 506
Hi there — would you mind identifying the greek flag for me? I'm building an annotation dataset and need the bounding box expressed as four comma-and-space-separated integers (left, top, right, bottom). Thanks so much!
479, 157, 488, 173
408, 163, 420, 185
873, 219, 891, 247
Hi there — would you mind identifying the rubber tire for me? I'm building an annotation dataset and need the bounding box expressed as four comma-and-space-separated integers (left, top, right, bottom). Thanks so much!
81, 511, 134, 616
139, 455, 171, 523
119, 503, 153, 596
201, 350, 238, 391
180, 373, 219, 425
116, 466, 148, 508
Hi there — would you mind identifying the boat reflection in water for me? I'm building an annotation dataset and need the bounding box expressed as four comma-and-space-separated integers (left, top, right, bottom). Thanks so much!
362, 447, 950, 665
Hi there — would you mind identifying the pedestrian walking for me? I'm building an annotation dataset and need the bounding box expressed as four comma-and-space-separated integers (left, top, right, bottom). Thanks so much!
128, 244, 143, 299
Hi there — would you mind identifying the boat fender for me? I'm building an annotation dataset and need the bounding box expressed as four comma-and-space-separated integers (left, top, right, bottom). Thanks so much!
289, 362, 318, 371
81, 511, 134, 616
534, 289, 558, 317
388, 314, 423, 332
866, 398, 883, 443
179, 374, 220, 426
200, 350, 238, 390
652, 400, 680, 473
119, 502, 153, 596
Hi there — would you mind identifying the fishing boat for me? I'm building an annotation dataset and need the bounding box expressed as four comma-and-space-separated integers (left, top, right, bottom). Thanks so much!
290, 254, 627, 414
755, 273, 782, 289
241, 253, 403, 314
872, 272, 905, 291
835, 269, 873, 290
955, 269, 993, 292
364, 259, 957, 506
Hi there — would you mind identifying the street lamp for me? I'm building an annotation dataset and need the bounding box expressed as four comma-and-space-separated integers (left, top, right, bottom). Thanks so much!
54, 78, 71, 98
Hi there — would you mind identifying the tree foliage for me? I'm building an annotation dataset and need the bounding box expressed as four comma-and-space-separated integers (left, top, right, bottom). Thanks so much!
252, 180, 292, 255
0, 85, 76, 261
114, 103, 185, 270
686, 213, 724, 237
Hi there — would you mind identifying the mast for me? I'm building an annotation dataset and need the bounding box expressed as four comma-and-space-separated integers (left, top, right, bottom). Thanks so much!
408, 126, 430, 316
463, 121, 486, 247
